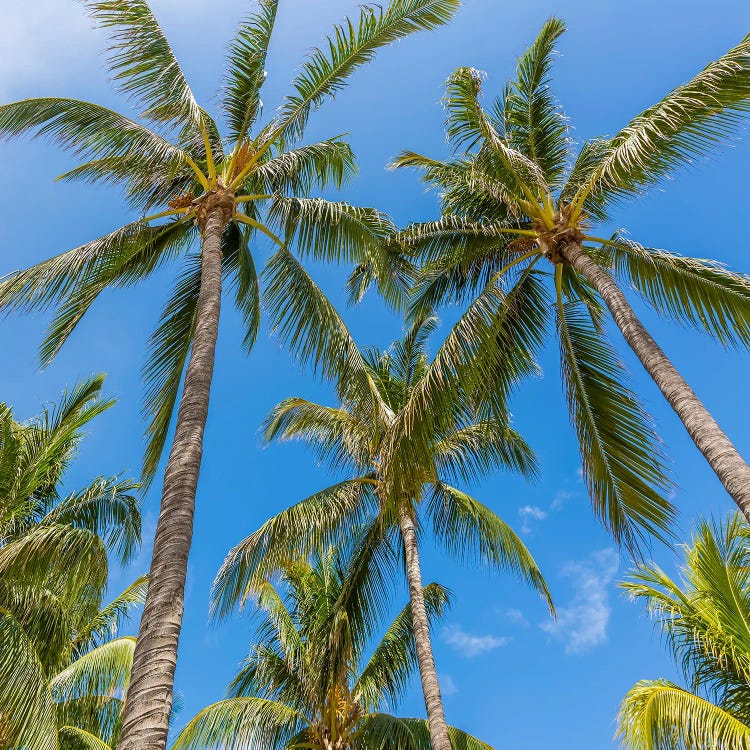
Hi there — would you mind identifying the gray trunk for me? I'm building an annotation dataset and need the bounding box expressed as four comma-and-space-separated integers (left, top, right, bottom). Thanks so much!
564, 242, 750, 523
117, 203, 228, 750
397, 502, 452, 750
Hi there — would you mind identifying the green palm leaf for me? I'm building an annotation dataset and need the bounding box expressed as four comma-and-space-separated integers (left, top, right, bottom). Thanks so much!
556, 294, 675, 548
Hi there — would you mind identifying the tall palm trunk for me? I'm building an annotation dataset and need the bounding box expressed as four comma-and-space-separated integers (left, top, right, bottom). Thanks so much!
564, 242, 750, 523
396, 502, 451, 750
118, 195, 233, 750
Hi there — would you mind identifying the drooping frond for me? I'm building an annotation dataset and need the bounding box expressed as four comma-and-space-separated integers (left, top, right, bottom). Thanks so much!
575, 31, 750, 210
556, 294, 675, 549
211, 480, 377, 619
503, 17, 569, 186
607, 238, 750, 348
40, 477, 141, 566
141, 253, 201, 486
0, 98, 186, 168
223, 222, 261, 355
618, 679, 750, 750
427, 483, 553, 611
266, 0, 460, 147
172, 697, 308, 750
223, 0, 279, 141
58, 725, 113, 750
434, 420, 538, 484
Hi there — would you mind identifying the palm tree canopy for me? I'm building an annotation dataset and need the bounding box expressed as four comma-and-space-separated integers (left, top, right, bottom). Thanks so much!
388, 19, 750, 549
0, 0, 460, 485
175, 544, 491, 750
212, 316, 551, 622
618, 513, 750, 749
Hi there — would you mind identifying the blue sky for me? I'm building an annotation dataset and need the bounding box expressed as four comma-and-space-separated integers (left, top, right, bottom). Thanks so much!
2, 0, 750, 747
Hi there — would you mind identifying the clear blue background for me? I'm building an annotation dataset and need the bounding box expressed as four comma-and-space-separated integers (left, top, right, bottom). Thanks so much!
1, 1, 750, 747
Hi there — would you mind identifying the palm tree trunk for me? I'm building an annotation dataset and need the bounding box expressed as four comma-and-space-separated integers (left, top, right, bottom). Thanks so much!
564, 242, 750, 523
396, 502, 451, 750
117, 195, 233, 750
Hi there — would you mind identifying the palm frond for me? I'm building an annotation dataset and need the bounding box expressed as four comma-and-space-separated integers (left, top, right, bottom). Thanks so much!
223, 222, 261, 355
211, 479, 377, 620
355, 715, 493, 750
223, 0, 279, 141
556, 294, 675, 549
427, 483, 553, 611
266, 0, 459, 146
618, 679, 750, 750
504, 17, 569, 186
354, 583, 451, 710
577, 32, 750, 209
172, 697, 307, 750
607, 238, 750, 348
141, 253, 202, 486
59, 726, 113, 750
0, 608, 57, 750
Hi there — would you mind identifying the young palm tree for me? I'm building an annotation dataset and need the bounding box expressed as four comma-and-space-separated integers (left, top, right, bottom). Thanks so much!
212, 317, 553, 750
0, 378, 144, 750
0, 2, 460, 747
0, 374, 141, 573
0, 576, 147, 750
618, 513, 750, 749
390, 20, 750, 545
176, 546, 491, 750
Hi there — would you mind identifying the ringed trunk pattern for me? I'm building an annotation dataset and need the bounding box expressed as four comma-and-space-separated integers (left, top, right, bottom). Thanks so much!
397, 502, 452, 750
563, 242, 750, 523
118, 195, 232, 750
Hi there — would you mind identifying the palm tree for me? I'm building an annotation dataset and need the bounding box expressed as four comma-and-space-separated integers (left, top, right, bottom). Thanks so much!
0, 377, 144, 750
212, 317, 553, 750
0, 575, 147, 750
0, 2, 460, 746
390, 19, 750, 545
176, 545, 491, 750
618, 513, 750, 749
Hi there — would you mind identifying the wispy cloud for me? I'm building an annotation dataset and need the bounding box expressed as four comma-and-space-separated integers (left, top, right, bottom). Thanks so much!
504, 608, 529, 627
439, 674, 458, 696
551, 490, 574, 511
540, 548, 619, 654
441, 624, 510, 658
518, 504, 547, 534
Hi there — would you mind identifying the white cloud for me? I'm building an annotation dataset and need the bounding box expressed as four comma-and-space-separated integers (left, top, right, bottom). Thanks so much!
505, 608, 529, 627
441, 624, 510, 658
518, 504, 547, 534
551, 490, 574, 511
439, 674, 458, 696
540, 548, 620, 654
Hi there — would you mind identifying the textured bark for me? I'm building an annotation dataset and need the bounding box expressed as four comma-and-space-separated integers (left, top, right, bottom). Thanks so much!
117, 200, 230, 750
564, 242, 750, 523
397, 502, 452, 750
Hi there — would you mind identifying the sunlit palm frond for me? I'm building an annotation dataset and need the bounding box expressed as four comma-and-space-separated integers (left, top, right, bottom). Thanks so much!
223, 0, 279, 142
355, 714, 493, 750
607, 238, 750, 348
172, 697, 308, 750
619, 679, 750, 750
504, 17, 569, 186
354, 583, 451, 710
427, 483, 553, 611
576, 31, 750, 210
556, 295, 675, 549
267, 0, 460, 147
0, 608, 57, 750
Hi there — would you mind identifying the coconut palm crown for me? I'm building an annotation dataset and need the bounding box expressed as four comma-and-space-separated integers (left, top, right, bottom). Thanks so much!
618, 513, 750, 749
0, 3, 460, 746
390, 19, 750, 548
176, 545, 490, 750
212, 316, 552, 750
